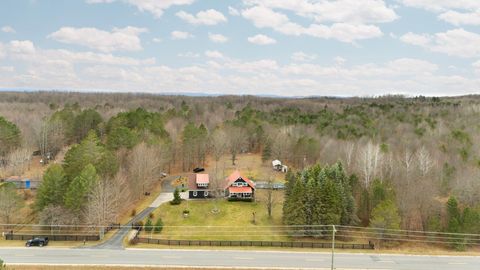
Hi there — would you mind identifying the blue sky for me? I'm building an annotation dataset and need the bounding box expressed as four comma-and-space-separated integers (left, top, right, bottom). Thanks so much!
0, 0, 479, 96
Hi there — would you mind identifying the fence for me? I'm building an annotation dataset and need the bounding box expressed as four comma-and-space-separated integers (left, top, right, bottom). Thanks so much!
136, 238, 374, 249
5, 233, 100, 241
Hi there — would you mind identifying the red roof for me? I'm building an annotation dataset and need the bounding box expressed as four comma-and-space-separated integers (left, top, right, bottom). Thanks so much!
224, 170, 255, 189
228, 186, 253, 193
196, 174, 209, 184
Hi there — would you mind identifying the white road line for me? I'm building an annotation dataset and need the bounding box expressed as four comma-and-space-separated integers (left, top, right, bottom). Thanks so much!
448, 262, 467, 265
377, 260, 395, 263
233, 257, 255, 260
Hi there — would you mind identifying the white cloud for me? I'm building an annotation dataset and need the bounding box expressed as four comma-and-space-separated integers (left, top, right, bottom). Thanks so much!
401, 29, 480, 58
9, 40, 36, 54
48, 26, 147, 52
0, 66, 14, 72
248, 34, 277, 45
399, 0, 480, 12
178, 52, 200, 58
399, 0, 480, 26
438, 10, 480, 25
245, 0, 398, 24
242, 5, 383, 42
400, 32, 431, 46
1, 26, 16, 33
171, 31, 193, 40
291, 51, 317, 62
86, 0, 195, 18
208, 33, 228, 43
152, 37, 162, 43
1, 40, 477, 97
205, 50, 223, 58
176, 9, 227, 25
228, 6, 240, 16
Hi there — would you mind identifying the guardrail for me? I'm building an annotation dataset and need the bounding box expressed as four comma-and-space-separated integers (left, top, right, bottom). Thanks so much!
136, 238, 374, 249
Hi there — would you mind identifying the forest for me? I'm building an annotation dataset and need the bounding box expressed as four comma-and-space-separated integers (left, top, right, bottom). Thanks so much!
1, 91, 480, 242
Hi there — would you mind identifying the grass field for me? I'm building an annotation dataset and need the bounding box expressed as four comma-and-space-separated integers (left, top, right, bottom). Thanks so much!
204, 153, 286, 183
140, 190, 286, 241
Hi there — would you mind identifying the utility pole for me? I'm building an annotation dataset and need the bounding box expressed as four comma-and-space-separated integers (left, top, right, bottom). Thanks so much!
331, 225, 336, 270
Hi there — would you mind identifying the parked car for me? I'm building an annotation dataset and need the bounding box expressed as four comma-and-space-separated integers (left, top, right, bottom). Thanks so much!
193, 167, 205, 173
25, 237, 49, 247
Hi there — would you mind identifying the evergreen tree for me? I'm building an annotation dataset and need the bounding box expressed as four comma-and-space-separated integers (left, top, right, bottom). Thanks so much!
106, 126, 138, 150
370, 200, 401, 239
261, 139, 272, 163
154, 217, 164, 233
170, 188, 182, 205
446, 196, 460, 222
283, 179, 306, 226
0, 116, 21, 157
63, 131, 118, 179
144, 218, 153, 232
73, 108, 103, 142
64, 164, 99, 214
35, 164, 68, 211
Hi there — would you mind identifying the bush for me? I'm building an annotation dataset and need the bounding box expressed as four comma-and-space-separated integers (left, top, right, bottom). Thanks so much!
170, 188, 182, 205
0, 258, 5, 270
131, 209, 136, 217
149, 212, 154, 219
144, 218, 153, 232
154, 218, 164, 234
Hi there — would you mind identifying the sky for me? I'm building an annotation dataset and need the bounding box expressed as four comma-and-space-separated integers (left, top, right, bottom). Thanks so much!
0, 0, 479, 97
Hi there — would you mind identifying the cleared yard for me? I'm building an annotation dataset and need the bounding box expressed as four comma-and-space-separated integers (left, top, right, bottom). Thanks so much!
204, 153, 287, 183
140, 190, 286, 241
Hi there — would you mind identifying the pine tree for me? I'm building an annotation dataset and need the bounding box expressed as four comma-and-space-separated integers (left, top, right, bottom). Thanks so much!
144, 218, 153, 232
283, 179, 306, 226
370, 200, 401, 239
64, 164, 99, 214
170, 188, 182, 205
35, 164, 68, 211
154, 217, 164, 233
261, 140, 272, 163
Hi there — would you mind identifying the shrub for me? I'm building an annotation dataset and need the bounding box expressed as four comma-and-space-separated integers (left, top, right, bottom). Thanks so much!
149, 212, 154, 219
144, 218, 153, 232
154, 218, 164, 234
131, 209, 136, 217
170, 188, 182, 205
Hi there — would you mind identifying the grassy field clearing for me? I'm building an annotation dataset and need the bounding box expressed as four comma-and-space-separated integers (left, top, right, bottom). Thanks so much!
204, 153, 286, 183
140, 190, 286, 241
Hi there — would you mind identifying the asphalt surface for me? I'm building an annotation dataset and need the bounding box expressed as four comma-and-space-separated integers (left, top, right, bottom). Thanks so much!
1, 247, 480, 269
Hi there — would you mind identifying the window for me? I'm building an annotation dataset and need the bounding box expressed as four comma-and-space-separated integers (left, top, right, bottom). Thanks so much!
193, 191, 197, 196
205, 191, 209, 197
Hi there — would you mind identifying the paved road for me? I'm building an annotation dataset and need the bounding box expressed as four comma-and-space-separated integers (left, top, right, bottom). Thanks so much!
94, 175, 187, 249
1, 247, 480, 269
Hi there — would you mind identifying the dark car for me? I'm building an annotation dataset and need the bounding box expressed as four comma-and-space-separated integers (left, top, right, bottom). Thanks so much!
25, 237, 49, 247
193, 167, 205, 173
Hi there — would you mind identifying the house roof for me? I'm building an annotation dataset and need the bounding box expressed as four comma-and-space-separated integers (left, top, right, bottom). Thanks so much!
228, 186, 253, 193
224, 170, 255, 189
196, 174, 209, 184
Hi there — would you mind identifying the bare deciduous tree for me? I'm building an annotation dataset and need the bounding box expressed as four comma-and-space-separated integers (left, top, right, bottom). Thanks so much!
417, 146, 434, 177
359, 141, 382, 188
84, 178, 123, 226
226, 126, 247, 165
128, 143, 163, 199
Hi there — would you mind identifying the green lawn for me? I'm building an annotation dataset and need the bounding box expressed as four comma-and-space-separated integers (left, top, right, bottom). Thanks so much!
141, 191, 287, 241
